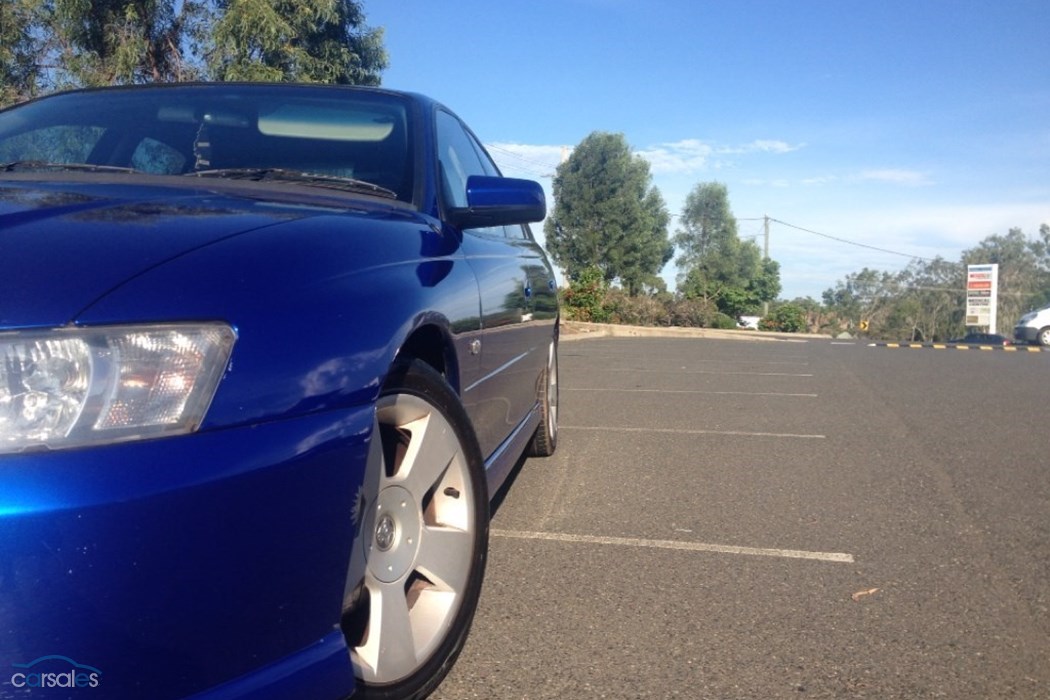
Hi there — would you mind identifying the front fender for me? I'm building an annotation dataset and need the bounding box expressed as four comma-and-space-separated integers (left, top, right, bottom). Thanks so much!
76, 212, 481, 430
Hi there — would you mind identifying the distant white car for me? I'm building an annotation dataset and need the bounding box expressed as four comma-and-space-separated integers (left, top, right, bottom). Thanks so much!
1014, 304, 1050, 346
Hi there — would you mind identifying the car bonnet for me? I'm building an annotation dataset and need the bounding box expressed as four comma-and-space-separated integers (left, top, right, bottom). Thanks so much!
0, 177, 342, 329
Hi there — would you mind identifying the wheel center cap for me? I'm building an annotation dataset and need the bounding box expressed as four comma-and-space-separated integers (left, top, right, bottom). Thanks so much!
364, 485, 422, 584
374, 513, 397, 552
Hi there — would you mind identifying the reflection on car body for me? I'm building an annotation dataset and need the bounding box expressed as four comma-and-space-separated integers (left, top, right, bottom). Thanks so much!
0, 83, 559, 700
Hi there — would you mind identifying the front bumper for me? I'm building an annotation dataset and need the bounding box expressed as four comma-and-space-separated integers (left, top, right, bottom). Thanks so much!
1014, 325, 1039, 344
1, 406, 373, 699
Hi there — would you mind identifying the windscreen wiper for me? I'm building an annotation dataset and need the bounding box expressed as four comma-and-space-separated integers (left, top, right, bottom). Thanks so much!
187, 167, 398, 199
1, 161, 141, 174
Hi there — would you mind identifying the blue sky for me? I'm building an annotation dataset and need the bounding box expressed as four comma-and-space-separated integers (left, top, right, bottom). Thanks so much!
367, 0, 1050, 300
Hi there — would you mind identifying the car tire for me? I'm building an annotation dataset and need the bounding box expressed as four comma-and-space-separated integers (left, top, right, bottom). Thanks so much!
342, 358, 488, 700
527, 339, 559, 457
1038, 327, 1050, 347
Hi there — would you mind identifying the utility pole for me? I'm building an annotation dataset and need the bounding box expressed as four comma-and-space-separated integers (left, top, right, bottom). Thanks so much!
763, 215, 770, 260
762, 215, 770, 316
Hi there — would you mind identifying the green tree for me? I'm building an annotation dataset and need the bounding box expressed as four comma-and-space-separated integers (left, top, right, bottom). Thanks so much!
674, 182, 780, 316
0, 0, 42, 105
209, 0, 387, 83
38, 0, 211, 89
895, 257, 965, 341
545, 131, 673, 295
0, 0, 386, 106
822, 267, 899, 336
674, 182, 737, 272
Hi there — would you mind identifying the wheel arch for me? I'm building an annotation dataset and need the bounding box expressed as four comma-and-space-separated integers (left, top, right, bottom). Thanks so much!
394, 320, 462, 395
1038, 325, 1050, 346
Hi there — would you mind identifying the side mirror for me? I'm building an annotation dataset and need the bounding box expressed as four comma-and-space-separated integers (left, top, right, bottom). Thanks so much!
448, 175, 546, 229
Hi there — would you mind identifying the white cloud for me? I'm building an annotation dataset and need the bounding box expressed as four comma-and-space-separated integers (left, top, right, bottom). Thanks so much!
636, 139, 715, 174
487, 137, 804, 179
801, 175, 839, 186
740, 178, 792, 188
720, 139, 805, 155
856, 169, 934, 186
728, 169, 932, 189
637, 138, 803, 175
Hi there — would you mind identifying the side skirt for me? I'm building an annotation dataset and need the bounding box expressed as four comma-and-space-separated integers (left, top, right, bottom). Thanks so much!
482, 402, 541, 497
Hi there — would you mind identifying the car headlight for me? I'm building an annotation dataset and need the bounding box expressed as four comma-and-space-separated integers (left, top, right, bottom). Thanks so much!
0, 323, 236, 454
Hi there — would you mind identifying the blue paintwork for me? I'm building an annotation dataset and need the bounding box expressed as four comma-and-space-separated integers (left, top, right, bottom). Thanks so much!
0, 84, 557, 699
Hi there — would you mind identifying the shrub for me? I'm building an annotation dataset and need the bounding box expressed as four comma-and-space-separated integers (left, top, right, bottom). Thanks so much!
606, 289, 672, 326
759, 303, 806, 332
562, 266, 610, 322
669, 297, 719, 327
710, 312, 739, 330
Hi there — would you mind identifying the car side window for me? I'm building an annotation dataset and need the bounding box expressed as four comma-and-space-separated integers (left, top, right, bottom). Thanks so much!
436, 110, 486, 209
435, 111, 508, 237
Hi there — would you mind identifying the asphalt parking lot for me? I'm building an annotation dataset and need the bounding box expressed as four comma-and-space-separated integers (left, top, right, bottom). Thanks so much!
433, 333, 1050, 699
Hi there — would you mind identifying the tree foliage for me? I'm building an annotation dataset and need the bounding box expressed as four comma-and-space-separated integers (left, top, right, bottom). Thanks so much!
209, 0, 386, 83
0, 0, 386, 107
674, 182, 780, 316
0, 0, 42, 104
544, 131, 673, 295
822, 225, 1050, 341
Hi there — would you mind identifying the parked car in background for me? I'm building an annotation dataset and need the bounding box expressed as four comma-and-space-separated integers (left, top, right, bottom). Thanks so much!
0, 83, 559, 700
948, 332, 1012, 346
1014, 304, 1050, 346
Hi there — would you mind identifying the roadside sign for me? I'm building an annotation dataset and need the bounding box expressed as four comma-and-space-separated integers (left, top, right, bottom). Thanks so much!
965, 264, 999, 333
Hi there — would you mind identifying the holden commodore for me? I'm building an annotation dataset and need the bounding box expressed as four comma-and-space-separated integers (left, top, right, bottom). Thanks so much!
0, 83, 559, 699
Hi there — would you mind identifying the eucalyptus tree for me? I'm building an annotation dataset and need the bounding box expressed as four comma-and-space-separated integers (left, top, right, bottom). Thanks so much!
0, 0, 386, 106
33, 0, 210, 89
0, 0, 41, 105
674, 181, 779, 316
208, 0, 387, 83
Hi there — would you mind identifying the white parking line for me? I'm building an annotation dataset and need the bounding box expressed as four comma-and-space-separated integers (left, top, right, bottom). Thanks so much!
567, 388, 818, 398
563, 425, 826, 439
601, 368, 814, 377
564, 354, 810, 367
492, 529, 854, 563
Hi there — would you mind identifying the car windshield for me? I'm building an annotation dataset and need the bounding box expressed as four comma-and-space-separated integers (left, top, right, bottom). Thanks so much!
0, 84, 413, 201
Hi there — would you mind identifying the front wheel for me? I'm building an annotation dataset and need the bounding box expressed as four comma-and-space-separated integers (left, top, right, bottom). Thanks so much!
1038, 327, 1050, 347
342, 359, 488, 700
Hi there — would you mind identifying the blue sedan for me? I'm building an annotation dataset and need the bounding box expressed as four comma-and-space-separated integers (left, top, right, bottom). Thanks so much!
0, 83, 559, 699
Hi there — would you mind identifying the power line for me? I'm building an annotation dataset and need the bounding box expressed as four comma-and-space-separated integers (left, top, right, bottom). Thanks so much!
485, 144, 560, 176
769, 217, 960, 266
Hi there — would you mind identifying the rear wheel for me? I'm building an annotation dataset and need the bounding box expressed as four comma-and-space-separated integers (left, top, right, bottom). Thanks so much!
528, 339, 558, 457
342, 359, 488, 700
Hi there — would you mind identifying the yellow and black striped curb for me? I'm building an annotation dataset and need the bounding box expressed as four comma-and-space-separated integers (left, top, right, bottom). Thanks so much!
867, 342, 1047, 352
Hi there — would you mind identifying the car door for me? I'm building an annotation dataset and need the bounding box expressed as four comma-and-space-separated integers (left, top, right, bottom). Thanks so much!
435, 110, 540, 460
